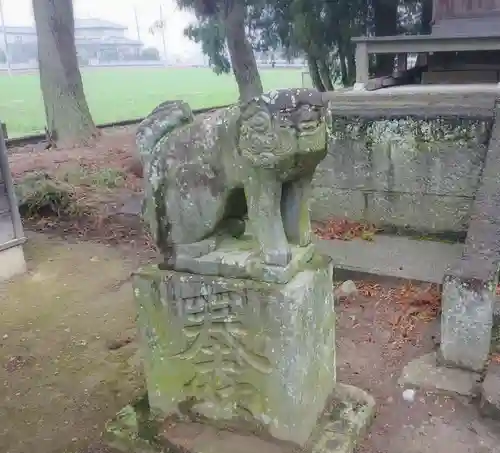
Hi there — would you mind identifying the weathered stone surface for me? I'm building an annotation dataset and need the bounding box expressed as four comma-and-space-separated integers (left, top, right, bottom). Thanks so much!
479, 364, 500, 420
132, 253, 336, 447
173, 236, 315, 284
311, 188, 471, 234
312, 113, 491, 233
368, 192, 472, 232
137, 89, 329, 268
310, 188, 367, 222
398, 352, 480, 397
104, 384, 375, 453
440, 275, 495, 372
421, 70, 499, 85
439, 104, 500, 372
317, 235, 462, 285
324, 116, 489, 195
308, 384, 375, 453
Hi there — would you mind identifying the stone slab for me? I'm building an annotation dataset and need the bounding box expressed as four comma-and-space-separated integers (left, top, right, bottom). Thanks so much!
133, 254, 336, 447
422, 70, 499, 85
315, 235, 463, 284
316, 117, 488, 197
0, 243, 26, 281
440, 275, 495, 372
173, 235, 316, 284
366, 192, 472, 233
439, 104, 500, 372
104, 384, 375, 453
479, 364, 500, 420
310, 188, 473, 234
398, 352, 480, 397
311, 113, 489, 234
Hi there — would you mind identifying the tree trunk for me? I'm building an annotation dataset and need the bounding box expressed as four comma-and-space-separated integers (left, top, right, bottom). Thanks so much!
318, 58, 334, 91
223, 1, 263, 102
338, 50, 349, 86
372, 0, 398, 76
347, 50, 357, 85
337, 35, 354, 87
32, 0, 99, 148
338, 38, 356, 86
307, 55, 326, 92
420, 0, 433, 34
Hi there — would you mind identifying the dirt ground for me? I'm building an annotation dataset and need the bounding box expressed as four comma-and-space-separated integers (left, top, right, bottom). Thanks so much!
0, 233, 146, 453
8, 126, 146, 246
338, 286, 500, 453
3, 130, 500, 453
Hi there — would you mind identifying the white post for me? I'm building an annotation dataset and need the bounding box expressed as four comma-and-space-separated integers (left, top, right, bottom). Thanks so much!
355, 42, 369, 85
0, 0, 12, 76
133, 5, 141, 42
159, 3, 167, 66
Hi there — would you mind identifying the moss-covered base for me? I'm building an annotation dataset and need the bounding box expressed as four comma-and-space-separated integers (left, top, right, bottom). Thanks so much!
133, 258, 336, 446
103, 384, 375, 453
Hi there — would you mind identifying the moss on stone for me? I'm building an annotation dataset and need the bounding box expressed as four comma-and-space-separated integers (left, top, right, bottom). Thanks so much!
330, 116, 489, 154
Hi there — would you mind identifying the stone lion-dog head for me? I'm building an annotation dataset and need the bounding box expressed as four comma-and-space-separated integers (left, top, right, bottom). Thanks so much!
237, 88, 328, 168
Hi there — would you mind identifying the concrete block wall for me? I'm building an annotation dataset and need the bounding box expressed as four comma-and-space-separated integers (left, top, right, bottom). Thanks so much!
311, 115, 492, 234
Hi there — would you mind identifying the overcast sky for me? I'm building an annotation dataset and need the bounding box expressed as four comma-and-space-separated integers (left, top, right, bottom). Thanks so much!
0, 0, 200, 58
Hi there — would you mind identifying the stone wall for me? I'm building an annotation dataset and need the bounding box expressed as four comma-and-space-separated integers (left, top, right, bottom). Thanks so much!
312, 115, 492, 234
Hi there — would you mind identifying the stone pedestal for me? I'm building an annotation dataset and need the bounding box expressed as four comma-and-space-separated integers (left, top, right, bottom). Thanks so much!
133, 250, 336, 447
440, 274, 495, 372
0, 243, 26, 281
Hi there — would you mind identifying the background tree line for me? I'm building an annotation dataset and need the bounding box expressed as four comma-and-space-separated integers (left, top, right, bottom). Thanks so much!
32, 0, 432, 148
181, 0, 433, 92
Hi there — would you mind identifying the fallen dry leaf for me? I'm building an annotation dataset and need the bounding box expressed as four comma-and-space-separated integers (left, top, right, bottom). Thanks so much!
491, 353, 500, 364
349, 280, 441, 346
313, 217, 379, 241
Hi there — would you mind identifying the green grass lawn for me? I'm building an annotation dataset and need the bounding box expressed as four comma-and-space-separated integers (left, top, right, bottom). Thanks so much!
0, 66, 309, 138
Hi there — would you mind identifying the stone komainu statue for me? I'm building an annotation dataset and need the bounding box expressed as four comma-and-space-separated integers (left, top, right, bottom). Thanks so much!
137, 89, 329, 268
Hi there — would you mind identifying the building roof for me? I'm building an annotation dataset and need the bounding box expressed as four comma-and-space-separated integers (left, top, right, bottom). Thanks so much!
74, 18, 127, 30
76, 36, 143, 47
0, 25, 35, 35
0, 18, 127, 35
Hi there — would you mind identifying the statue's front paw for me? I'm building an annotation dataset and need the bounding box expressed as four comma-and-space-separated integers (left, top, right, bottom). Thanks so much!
263, 247, 292, 267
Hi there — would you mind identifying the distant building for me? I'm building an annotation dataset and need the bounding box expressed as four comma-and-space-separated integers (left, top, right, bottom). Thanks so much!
0, 26, 36, 63
74, 19, 144, 63
0, 18, 145, 64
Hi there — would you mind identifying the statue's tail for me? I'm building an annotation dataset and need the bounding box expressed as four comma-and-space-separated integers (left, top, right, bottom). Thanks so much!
136, 100, 194, 157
